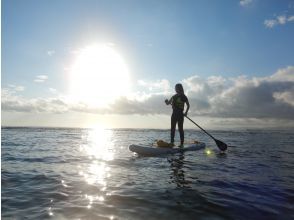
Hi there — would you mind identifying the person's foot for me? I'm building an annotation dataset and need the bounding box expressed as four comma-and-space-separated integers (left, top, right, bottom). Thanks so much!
178, 144, 184, 148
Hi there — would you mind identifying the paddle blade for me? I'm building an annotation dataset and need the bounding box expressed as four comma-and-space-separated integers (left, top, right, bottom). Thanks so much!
215, 139, 228, 151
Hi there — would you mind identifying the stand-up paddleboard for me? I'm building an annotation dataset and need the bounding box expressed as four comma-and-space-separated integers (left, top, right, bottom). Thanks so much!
129, 142, 205, 156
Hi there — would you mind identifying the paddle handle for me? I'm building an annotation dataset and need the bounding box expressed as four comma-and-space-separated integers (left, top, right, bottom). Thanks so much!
185, 116, 216, 140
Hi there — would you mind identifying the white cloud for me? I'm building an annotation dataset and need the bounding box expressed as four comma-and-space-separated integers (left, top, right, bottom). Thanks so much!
1, 88, 69, 114
277, 15, 287, 24
137, 79, 171, 95
49, 88, 57, 94
264, 14, 294, 28
47, 50, 55, 56
264, 19, 277, 28
268, 66, 294, 82
106, 42, 116, 47
288, 16, 294, 22
114, 66, 294, 120
273, 88, 294, 107
34, 75, 48, 83
8, 84, 25, 92
2, 66, 294, 126
240, 0, 253, 7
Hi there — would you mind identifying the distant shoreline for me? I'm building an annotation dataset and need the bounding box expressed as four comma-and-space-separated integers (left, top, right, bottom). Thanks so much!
2, 126, 294, 132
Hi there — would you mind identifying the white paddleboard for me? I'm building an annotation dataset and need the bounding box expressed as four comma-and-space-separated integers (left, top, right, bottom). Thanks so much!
129, 142, 205, 156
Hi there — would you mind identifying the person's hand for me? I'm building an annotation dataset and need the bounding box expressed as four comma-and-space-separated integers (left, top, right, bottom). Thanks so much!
165, 99, 169, 105
184, 112, 188, 117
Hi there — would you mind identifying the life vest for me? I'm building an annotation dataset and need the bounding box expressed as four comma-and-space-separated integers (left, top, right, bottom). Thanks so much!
172, 94, 187, 110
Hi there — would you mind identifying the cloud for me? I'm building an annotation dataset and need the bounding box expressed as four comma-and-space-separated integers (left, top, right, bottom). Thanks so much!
106, 42, 116, 47
186, 66, 294, 119
137, 79, 171, 94
240, 0, 253, 7
109, 95, 169, 115
7, 84, 25, 92
110, 66, 294, 120
34, 75, 48, 83
268, 66, 294, 82
264, 14, 294, 28
2, 66, 294, 125
47, 50, 55, 56
273, 88, 294, 107
1, 89, 69, 114
49, 88, 57, 94
288, 16, 294, 22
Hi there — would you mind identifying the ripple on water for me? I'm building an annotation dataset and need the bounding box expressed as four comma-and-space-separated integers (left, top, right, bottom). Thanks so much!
1, 128, 294, 219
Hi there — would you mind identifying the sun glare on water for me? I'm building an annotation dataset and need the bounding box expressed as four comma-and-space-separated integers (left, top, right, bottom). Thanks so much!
77, 127, 113, 208
82, 126, 114, 161
69, 44, 130, 107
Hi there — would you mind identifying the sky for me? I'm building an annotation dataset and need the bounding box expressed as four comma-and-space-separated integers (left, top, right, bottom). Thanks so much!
1, 0, 294, 129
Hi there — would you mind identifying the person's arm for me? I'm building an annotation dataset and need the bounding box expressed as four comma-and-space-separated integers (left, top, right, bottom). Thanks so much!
165, 97, 172, 105
184, 99, 190, 116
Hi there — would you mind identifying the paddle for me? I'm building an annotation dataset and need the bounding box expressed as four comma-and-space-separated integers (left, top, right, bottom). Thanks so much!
185, 116, 228, 151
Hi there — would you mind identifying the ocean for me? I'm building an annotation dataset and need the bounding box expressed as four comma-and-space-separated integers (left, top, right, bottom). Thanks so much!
1, 127, 294, 219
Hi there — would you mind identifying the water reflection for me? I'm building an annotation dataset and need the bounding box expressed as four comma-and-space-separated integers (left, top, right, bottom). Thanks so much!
47, 207, 53, 216
168, 154, 191, 188
78, 127, 114, 210
81, 127, 114, 161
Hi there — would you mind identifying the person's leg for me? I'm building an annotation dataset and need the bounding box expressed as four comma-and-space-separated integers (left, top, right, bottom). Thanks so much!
171, 114, 177, 144
178, 114, 184, 145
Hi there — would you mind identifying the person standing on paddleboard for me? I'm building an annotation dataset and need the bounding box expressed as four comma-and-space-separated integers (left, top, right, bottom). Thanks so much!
165, 83, 190, 148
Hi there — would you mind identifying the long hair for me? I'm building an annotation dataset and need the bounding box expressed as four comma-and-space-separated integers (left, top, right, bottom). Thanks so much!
175, 83, 184, 94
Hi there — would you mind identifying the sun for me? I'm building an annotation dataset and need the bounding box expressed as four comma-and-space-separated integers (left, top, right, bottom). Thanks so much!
69, 44, 130, 107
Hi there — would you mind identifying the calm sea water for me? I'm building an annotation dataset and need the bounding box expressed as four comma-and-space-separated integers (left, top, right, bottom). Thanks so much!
1, 127, 294, 220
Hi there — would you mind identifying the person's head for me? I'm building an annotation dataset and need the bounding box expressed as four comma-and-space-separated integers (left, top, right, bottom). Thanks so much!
175, 83, 184, 94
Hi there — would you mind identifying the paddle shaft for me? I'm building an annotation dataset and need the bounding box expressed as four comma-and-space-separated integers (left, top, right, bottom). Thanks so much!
185, 116, 216, 141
